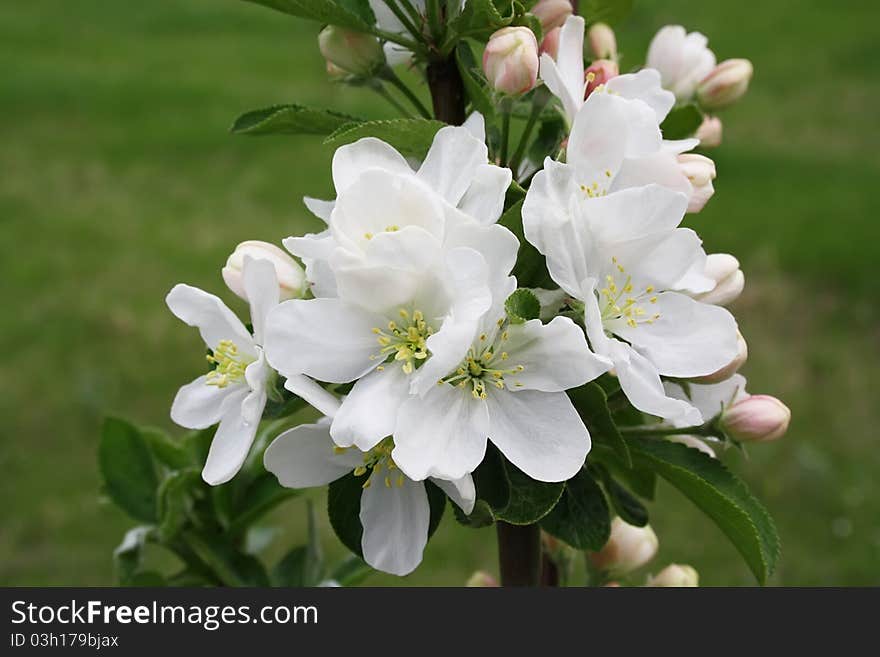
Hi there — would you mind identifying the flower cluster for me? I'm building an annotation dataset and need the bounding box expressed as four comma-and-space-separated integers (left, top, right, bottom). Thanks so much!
136, 2, 789, 585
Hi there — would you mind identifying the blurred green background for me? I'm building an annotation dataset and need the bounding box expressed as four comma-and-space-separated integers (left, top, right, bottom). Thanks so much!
2, 0, 878, 586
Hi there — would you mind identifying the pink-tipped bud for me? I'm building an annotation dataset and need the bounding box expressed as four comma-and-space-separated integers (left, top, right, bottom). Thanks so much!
540, 27, 562, 60
466, 570, 499, 587
584, 59, 619, 98
696, 253, 744, 307
678, 153, 716, 213
483, 27, 540, 96
696, 115, 723, 148
222, 241, 306, 302
531, 0, 572, 33
721, 395, 791, 443
318, 26, 384, 77
646, 564, 699, 587
694, 330, 747, 384
587, 22, 617, 60
697, 59, 754, 110
590, 518, 658, 576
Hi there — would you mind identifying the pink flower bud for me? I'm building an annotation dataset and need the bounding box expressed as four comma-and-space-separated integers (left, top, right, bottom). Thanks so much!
483, 27, 540, 96
584, 59, 619, 98
466, 570, 499, 587
696, 115, 723, 148
721, 395, 791, 443
694, 330, 747, 384
590, 518, 658, 576
697, 59, 754, 110
587, 22, 617, 60
677, 153, 716, 213
318, 26, 384, 77
646, 564, 699, 587
540, 27, 561, 60
531, 0, 572, 33
222, 241, 306, 302
696, 253, 744, 306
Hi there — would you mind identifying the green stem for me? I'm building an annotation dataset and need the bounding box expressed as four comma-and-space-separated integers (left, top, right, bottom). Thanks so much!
373, 28, 422, 54
371, 81, 415, 118
620, 424, 710, 437
510, 88, 550, 175
383, 0, 422, 40
382, 68, 432, 118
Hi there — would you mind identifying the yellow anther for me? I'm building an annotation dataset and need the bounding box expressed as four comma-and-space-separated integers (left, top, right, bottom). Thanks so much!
364, 232, 373, 240
399, 309, 409, 319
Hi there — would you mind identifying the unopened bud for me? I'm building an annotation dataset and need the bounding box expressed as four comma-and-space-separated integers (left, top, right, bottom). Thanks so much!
590, 518, 658, 576
696, 115, 723, 148
678, 153, 716, 213
540, 27, 562, 60
696, 253, 744, 306
466, 570, 499, 587
721, 395, 791, 443
531, 0, 572, 33
694, 330, 747, 384
222, 241, 306, 302
325, 60, 348, 79
587, 22, 617, 60
585, 59, 619, 98
483, 27, 540, 96
318, 26, 384, 77
646, 564, 699, 587
697, 59, 753, 110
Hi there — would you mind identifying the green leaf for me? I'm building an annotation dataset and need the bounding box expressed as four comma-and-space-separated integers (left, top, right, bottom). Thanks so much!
242, 0, 375, 31
629, 438, 781, 584
182, 427, 215, 467
324, 119, 445, 158
496, 461, 564, 525
456, 42, 496, 117
181, 529, 270, 586
452, 0, 512, 37
113, 526, 154, 585
128, 571, 166, 587
99, 417, 159, 523
329, 555, 373, 586
498, 199, 554, 289
228, 472, 301, 538
527, 113, 567, 165
568, 383, 631, 467
591, 443, 656, 500
142, 427, 192, 470
231, 104, 362, 136
540, 468, 611, 550
157, 469, 202, 541
661, 104, 703, 140
592, 464, 648, 526
504, 288, 541, 324
580, 0, 634, 26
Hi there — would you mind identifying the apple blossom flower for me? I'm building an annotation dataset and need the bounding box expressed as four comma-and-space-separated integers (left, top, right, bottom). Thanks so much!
483, 27, 540, 96
697, 59, 754, 110
590, 518, 658, 575
392, 287, 611, 482
584, 59, 619, 98
264, 420, 474, 576
317, 26, 384, 77
694, 330, 748, 384
166, 257, 336, 485
677, 153, 717, 213
646, 25, 717, 101
221, 240, 306, 302
531, 0, 573, 33
523, 181, 739, 424
646, 564, 699, 587
587, 22, 617, 61
721, 394, 791, 443
694, 253, 745, 306
696, 115, 723, 148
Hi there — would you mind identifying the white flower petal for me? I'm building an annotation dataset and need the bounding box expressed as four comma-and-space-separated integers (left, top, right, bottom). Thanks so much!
330, 366, 411, 451
283, 373, 341, 418
604, 69, 676, 123
664, 373, 748, 425
393, 385, 490, 481
332, 137, 412, 194
486, 389, 590, 482
303, 197, 335, 223
430, 474, 476, 514
417, 125, 489, 206
170, 375, 241, 429
540, 53, 582, 123
615, 292, 738, 378
612, 152, 692, 197
503, 317, 610, 392
242, 257, 279, 345
264, 423, 359, 488
202, 390, 260, 485
360, 475, 429, 576
457, 164, 512, 225
577, 183, 688, 244
166, 284, 255, 356
604, 228, 709, 293
264, 298, 384, 383
462, 112, 486, 141
522, 158, 579, 256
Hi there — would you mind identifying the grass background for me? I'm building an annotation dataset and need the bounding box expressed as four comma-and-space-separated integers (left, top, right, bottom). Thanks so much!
1, 0, 878, 586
